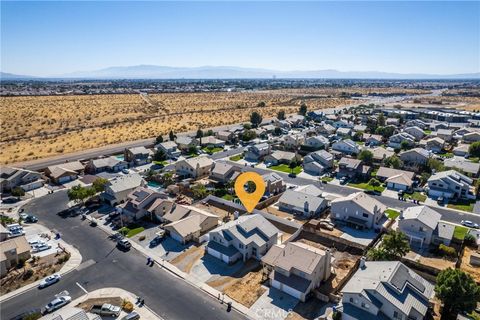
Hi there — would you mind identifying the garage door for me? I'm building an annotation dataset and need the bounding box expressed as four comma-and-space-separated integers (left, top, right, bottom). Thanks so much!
272, 279, 282, 291
283, 284, 303, 299
207, 247, 222, 260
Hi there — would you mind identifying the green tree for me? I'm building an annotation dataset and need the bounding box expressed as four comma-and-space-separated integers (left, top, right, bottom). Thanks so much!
206, 129, 214, 136
277, 110, 286, 120
161, 172, 174, 187
299, 103, 307, 116
273, 127, 282, 136
368, 178, 381, 187
377, 113, 386, 126
250, 111, 263, 128
67, 185, 95, 206
169, 130, 175, 141
153, 149, 167, 161
352, 131, 363, 142
384, 155, 403, 169
289, 159, 298, 174
358, 150, 373, 165
375, 126, 395, 139
419, 172, 431, 185
257, 101, 266, 108
196, 129, 204, 139
367, 230, 410, 261
426, 158, 445, 173
188, 145, 198, 155
468, 141, 480, 158
155, 135, 164, 144
366, 117, 378, 133
241, 130, 257, 141
435, 268, 480, 316
400, 140, 411, 150
11, 187, 25, 198
191, 183, 208, 200
92, 177, 109, 193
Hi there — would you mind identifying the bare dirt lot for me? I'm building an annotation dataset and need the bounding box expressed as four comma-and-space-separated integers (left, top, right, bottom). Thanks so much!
460, 246, 480, 283
0, 91, 354, 164
404, 250, 456, 272
170, 245, 205, 274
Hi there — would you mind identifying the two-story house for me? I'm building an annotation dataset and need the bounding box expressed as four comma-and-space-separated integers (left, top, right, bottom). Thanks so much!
388, 132, 416, 149
261, 242, 332, 302
245, 143, 271, 162
156, 141, 182, 159
336, 158, 371, 180
302, 135, 329, 151
206, 214, 279, 264
124, 147, 153, 166
175, 156, 214, 179
0, 167, 45, 192
427, 169, 476, 200
331, 139, 360, 155
403, 126, 425, 141
118, 187, 167, 223
101, 173, 146, 206
303, 150, 334, 176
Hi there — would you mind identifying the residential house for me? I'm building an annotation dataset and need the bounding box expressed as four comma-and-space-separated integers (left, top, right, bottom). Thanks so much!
340, 261, 434, 320
209, 162, 241, 183
124, 147, 153, 166
399, 148, 431, 167
353, 124, 367, 132
164, 207, 219, 244
206, 214, 279, 264
444, 158, 480, 177
331, 139, 360, 155
463, 131, 480, 144
0, 167, 45, 192
427, 169, 476, 200
117, 187, 167, 223
283, 134, 305, 150
405, 119, 428, 129
336, 127, 352, 138
403, 126, 425, 141
175, 136, 199, 152
333, 119, 353, 129
453, 144, 470, 157
302, 135, 329, 151
175, 156, 214, 179
388, 132, 415, 149
245, 143, 271, 162
262, 172, 286, 195
420, 137, 445, 153
308, 110, 325, 122
278, 189, 327, 217
371, 147, 395, 163
398, 206, 453, 247
316, 123, 336, 135
331, 192, 387, 230
264, 151, 300, 166
363, 134, 383, 146
337, 158, 371, 180
200, 136, 225, 148
156, 141, 181, 159
386, 117, 400, 126
436, 129, 454, 142
303, 150, 334, 176
45, 161, 85, 184
376, 167, 415, 191
261, 242, 332, 302
101, 173, 145, 206
216, 130, 235, 143
1, 236, 31, 277
286, 115, 305, 127
85, 157, 128, 174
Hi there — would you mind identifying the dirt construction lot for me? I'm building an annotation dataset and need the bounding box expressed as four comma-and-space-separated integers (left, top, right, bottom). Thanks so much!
1, 90, 353, 164
460, 246, 480, 283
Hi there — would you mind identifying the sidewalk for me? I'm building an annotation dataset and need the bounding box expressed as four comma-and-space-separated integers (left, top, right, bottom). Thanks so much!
94, 218, 252, 318
70, 287, 163, 320
0, 225, 83, 303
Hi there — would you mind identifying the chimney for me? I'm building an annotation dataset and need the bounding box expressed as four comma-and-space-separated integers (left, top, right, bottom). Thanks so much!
359, 256, 366, 269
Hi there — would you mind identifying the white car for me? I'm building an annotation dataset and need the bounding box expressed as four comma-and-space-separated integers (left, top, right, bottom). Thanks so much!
461, 220, 479, 229
44, 296, 71, 313
32, 244, 52, 253
39, 274, 61, 289
20, 213, 29, 220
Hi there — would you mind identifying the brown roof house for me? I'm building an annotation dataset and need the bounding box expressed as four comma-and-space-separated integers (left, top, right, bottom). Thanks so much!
376, 167, 415, 191
261, 242, 332, 301
117, 187, 167, 224
336, 157, 371, 180
1, 236, 31, 277
164, 206, 219, 244
175, 156, 214, 179
45, 161, 85, 184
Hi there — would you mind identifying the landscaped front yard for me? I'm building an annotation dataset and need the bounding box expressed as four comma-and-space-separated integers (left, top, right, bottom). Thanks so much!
404, 191, 427, 202
202, 146, 223, 154
453, 225, 469, 240
229, 154, 244, 161
348, 182, 385, 193
447, 199, 475, 212
269, 164, 302, 174
119, 226, 145, 238
385, 209, 400, 219
320, 176, 333, 183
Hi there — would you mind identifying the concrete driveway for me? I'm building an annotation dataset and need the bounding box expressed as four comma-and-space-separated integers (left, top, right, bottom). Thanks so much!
248, 287, 299, 320
189, 254, 245, 282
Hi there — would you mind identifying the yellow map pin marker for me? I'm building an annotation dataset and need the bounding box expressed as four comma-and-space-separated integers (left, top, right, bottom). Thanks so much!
234, 172, 266, 213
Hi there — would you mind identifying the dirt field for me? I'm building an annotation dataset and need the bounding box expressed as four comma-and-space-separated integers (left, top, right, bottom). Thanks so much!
460, 246, 480, 282
405, 250, 456, 271
0, 90, 353, 164
170, 245, 205, 274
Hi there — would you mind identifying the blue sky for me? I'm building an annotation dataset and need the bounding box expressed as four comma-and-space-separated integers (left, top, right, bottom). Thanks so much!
1, 1, 479, 76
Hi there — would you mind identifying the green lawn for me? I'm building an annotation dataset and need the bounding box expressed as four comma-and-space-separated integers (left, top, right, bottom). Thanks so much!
447, 199, 475, 212
153, 160, 168, 166
404, 192, 427, 202
270, 164, 302, 174
320, 176, 334, 183
202, 146, 224, 154
385, 209, 400, 220
370, 169, 378, 177
356, 141, 365, 145
453, 225, 469, 240
119, 226, 145, 238
229, 154, 244, 161
423, 130, 432, 135
469, 157, 480, 163
222, 194, 236, 201
348, 182, 385, 193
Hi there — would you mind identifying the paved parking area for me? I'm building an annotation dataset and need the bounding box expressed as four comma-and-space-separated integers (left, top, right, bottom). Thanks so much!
189, 253, 245, 282
23, 224, 62, 257
248, 287, 299, 320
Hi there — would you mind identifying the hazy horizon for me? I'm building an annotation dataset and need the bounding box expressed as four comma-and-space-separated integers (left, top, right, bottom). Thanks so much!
1, 1, 479, 76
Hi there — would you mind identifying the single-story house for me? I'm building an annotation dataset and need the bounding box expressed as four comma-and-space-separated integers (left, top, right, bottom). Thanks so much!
85, 157, 128, 174
278, 189, 327, 218
45, 161, 85, 184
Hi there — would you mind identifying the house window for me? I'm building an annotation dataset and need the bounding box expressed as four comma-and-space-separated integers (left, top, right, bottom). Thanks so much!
393, 311, 402, 319
349, 297, 354, 303
361, 302, 369, 309
419, 227, 424, 232
362, 213, 368, 218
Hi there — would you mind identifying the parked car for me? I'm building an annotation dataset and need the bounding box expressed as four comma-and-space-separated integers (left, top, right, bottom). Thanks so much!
117, 239, 131, 250
32, 244, 52, 253
25, 215, 38, 223
2, 197, 19, 204
461, 220, 479, 229
39, 274, 61, 289
339, 177, 348, 185
90, 304, 121, 317
149, 235, 163, 248
44, 296, 71, 313
122, 168, 130, 174
20, 213, 29, 220
122, 311, 140, 320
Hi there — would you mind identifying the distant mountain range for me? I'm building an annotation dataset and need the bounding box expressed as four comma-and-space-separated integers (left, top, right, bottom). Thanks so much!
2, 66, 479, 80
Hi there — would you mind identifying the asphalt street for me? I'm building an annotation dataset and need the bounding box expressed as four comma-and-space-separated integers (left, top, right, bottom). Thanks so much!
0, 191, 247, 320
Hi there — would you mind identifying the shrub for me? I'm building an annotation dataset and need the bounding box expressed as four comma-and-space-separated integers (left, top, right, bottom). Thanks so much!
368, 178, 381, 187
464, 233, 477, 247
22, 269, 34, 280
439, 244, 457, 258
122, 300, 134, 312
332, 311, 342, 320
139, 235, 146, 241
